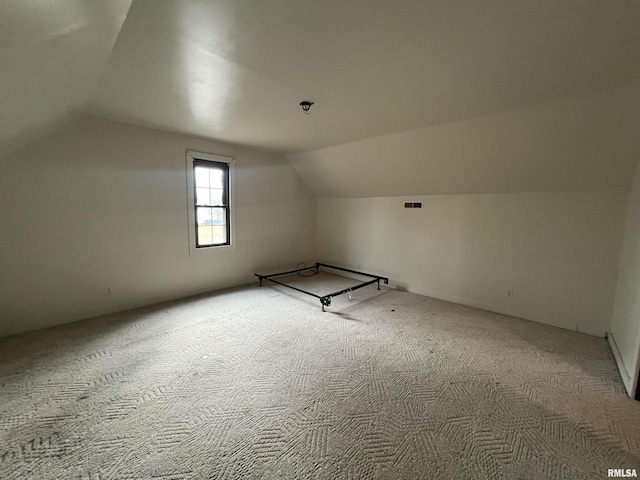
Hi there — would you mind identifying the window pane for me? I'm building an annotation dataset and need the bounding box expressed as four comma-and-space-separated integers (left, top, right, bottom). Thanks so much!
198, 225, 214, 246
196, 207, 227, 245
210, 207, 226, 226
210, 188, 223, 205
194, 166, 210, 188
212, 225, 227, 244
192, 159, 229, 247
196, 207, 227, 226
196, 187, 210, 205
198, 224, 227, 246
196, 207, 213, 226
209, 168, 224, 189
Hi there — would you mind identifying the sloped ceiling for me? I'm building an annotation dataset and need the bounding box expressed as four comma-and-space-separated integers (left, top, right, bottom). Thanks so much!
0, 0, 132, 158
288, 84, 640, 197
2, 0, 639, 195
90, 0, 640, 153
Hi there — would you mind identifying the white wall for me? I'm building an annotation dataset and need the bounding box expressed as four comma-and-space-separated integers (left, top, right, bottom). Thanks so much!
318, 192, 626, 337
288, 85, 637, 341
0, 116, 316, 337
288, 85, 639, 197
610, 162, 640, 396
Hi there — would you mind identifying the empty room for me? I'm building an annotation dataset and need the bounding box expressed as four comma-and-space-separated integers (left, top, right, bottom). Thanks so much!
2, 1, 640, 479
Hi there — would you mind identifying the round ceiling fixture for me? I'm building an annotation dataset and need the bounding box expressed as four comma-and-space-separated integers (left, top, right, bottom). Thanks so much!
300, 101, 314, 115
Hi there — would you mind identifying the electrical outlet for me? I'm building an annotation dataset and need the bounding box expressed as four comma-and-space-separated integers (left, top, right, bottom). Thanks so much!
104, 287, 113, 296
357, 262, 361, 269
506, 289, 514, 298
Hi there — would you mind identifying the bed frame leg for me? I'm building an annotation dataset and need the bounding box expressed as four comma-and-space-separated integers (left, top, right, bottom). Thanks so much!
321, 297, 330, 312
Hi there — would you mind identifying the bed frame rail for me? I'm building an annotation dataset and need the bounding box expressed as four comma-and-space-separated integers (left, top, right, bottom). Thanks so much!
255, 263, 389, 311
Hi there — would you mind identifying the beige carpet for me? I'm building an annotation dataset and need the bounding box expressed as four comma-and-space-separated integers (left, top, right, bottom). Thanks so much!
1, 273, 639, 479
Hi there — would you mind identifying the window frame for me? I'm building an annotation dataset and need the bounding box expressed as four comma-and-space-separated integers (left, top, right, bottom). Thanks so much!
186, 150, 235, 254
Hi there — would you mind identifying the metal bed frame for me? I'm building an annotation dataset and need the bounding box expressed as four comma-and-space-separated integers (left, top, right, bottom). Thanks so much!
255, 262, 389, 311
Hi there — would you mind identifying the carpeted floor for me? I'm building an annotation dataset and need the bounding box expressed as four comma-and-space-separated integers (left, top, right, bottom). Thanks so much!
1, 273, 639, 479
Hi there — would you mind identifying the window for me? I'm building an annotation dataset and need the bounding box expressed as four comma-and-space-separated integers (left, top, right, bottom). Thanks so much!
186, 151, 234, 251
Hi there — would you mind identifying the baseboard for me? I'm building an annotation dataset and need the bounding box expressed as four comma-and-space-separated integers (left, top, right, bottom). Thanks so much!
78, 279, 261, 322
607, 331, 633, 397
318, 262, 604, 337
398, 284, 603, 337
405, 286, 513, 319
0, 280, 255, 339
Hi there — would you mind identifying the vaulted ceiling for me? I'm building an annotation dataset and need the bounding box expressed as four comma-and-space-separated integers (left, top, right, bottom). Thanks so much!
0, 0, 132, 158
1, 0, 640, 157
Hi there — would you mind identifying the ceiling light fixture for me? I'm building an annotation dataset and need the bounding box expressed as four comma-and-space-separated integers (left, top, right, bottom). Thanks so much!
300, 101, 314, 115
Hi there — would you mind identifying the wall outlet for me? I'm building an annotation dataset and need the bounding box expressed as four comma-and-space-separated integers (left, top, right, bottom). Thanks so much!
356, 262, 361, 269
506, 289, 514, 298
104, 287, 113, 296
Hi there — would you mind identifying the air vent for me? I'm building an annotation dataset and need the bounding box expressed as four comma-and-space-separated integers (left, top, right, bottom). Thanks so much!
404, 202, 422, 208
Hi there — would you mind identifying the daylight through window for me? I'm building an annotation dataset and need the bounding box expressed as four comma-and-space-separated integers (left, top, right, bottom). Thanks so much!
193, 159, 230, 247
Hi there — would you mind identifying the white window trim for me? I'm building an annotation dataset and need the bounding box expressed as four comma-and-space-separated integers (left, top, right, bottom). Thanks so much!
186, 150, 236, 254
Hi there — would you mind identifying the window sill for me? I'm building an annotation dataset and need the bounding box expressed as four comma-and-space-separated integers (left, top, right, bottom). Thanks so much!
189, 242, 236, 255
